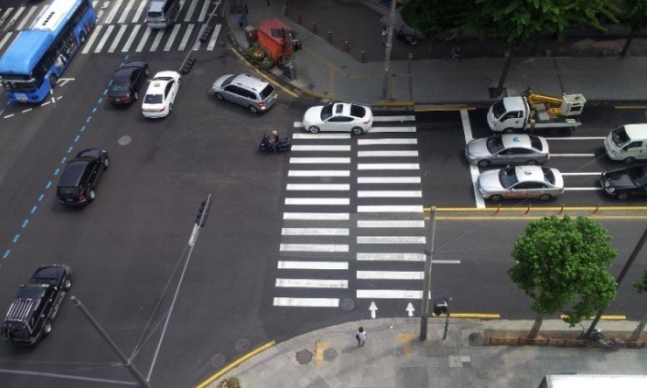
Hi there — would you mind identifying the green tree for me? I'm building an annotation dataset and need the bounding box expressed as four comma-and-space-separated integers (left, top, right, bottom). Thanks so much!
401, 0, 470, 41
629, 270, 647, 341
508, 216, 617, 338
468, 0, 618, 96
619, 0, 647, 57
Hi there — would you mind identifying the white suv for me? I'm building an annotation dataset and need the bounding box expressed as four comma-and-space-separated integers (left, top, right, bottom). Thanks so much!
208, 74, 278, 113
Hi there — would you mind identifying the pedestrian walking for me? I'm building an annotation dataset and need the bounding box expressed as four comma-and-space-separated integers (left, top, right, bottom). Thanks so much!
381, 27, 387, 45
355, 326, 366, 347
237, 11, 245, 31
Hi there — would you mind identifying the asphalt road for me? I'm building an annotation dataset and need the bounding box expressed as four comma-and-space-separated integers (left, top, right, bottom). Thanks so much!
0, 1, 646, 387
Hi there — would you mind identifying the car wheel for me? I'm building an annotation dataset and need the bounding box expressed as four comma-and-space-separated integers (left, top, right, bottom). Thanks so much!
539, 194, 553, 201
502, 128, 514, 134
623, 157, 636, 164
477, 160, 490, 167
617, 192, 629, 200
351, 127, 363, 135
49, 74, 58, 87
43, 320, 53, 336
63, 277, 72, 291
249, 105, 258, 114
308, 126, 320, 134
88, 188, 96, 202
215, 93, 224, 100
525, 159, 539, 166
489, 194, 503, 202
103, 157, 110, 169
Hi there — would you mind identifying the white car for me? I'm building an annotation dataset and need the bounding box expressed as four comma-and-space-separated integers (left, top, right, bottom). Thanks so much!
302, 102, 373, 135
141, 71, 181, 118
477, 165, 564, 202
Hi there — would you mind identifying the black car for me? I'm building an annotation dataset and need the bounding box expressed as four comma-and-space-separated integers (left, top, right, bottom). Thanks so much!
56, 148, 110, 206
107, 60, 149, 105
601, 164, 647, 200
1, 264, 72, 345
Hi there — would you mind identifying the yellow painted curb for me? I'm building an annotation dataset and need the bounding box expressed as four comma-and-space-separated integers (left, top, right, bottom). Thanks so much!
432, 313, 501, 319
560, 314, 626, 321
315, 341, 328, 366
396, 333, 417, 357
196, 340, 276, 388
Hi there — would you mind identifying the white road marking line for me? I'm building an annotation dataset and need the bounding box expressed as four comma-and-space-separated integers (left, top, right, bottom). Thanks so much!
108, 25, 127, 53
94, 25, 114, 53
0, 31, 13, 51
358, 163, 419, 170
280, 244, 349, 252
273, 297, 339, 307
3, 7, 24, 32
357, 220, 425, 228
290, 157, 351, 164
373, 115, 415, 122
285, 198, 350, 205
276, 279, 348, 288
287, 184, 350, 191
289, 170, 350, 177
198, 0, 211, 22
546, 137, 606, 141
370, 126, 416, 133
358, 205, 423, 213
561, 172, 602, 176
462, 109, 485, 209
281, 228, 349, 236
122, 24, 141, 52
357, 253, 426, 261
82, 25, 102, 54
358, 150, 418, 157
358, 236, 426, 244
551, 153, 596, 157
132, 0, 147, 23
564, 187, 604, 191
118, 0, 135, 24
293, 133, 351, 139
135, 26, 152, 52
184, 0, 199, 22
149, 28, 164, 51
358, 177, 421, 184
283, 213, 349, 220
103, 0, 123, 24
278, 261, 349, 270
178, 24, 194, 51
358, 139, 417, 145
291, 145, 351, 151
206, 24, 221, 50
357, 290, 423, 299
17, 6, 38, 31
357, 190, 422, 198
357, 271, 424, 280
163, 24, 181, 51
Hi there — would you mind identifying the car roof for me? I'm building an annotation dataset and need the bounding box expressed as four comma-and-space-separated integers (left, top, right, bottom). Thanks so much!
59, 160, 89, 186
502, 97, 526, 111
501, 134, 533, 149
332, 103, 351, 116
231, 74, 268, 92
623, 124, 647, 140
514, 166, 551, 182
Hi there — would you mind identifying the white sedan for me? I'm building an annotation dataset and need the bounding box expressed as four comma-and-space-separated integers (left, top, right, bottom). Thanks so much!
477, 165, 564, 201
302, 102, 373, 135
141, 71, 181, 118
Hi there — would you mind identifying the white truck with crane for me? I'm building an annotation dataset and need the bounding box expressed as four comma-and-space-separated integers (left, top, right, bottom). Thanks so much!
487, 91, 586, 134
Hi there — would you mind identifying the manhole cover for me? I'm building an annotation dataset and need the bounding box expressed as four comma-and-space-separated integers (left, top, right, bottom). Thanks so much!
210, 353, 226, 367
296, 349, 313, 364
323, 348, 337, 362
118, 136, 132, 146
340, 298, 355, 311
235, 338, 250, 352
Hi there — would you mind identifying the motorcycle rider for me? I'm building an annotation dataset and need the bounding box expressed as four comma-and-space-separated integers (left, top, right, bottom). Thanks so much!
268, 130, 280, 152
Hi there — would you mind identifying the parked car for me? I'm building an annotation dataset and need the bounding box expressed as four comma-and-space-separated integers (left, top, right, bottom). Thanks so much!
302, 102, 373, 135
107, 60, 149, 105
601, 164, 647, 200
208, 73, 278, 113
141, 71, 181, 118
477, 165, 564, 201
465, 134, 549, 167
1, 264, 72, 345
56, 148, 110, 206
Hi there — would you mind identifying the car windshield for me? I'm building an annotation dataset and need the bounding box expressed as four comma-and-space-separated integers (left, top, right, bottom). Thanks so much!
529, 136, 543, 151
144, 94, 163, 104
611, 127, 630, 147
629, 165, 647, 187
320, 104, 334, 120
259, 84, 275, 99
542, 167, 556, 184
486, 136, 505, 154
498, 167, 519, 189
491, 100, 507, 119
350, 105, 366, 118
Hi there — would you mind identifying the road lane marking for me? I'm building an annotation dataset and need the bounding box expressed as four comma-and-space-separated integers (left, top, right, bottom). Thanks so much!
281, 228, 349, 236
358, 150, 418, 157
121, 24, 141, 52
278, 261, 348, 270
285, 198, 350, 205
108, 24, 127, 53
358, 220, 425, 228
461, 109, 485, 209
273, 298, 339, 307
358, 190, 422, 198
82, 24, 102, 54
163, 23, 181, 51
94, 25, 114, 53
293, 132, 351, 139
357, 290, 423, 299
358, 163, 419, 170
276, 279, 348, 288
290, 157, 351, 164
178, 24, 194, 51
373, 115, 415, 122
289, 170, 350, 177
291, 145, 351, 151
357, 271, 424, 280
358, 205, 423, 212
357, 252, 426, 261
280, 244, 349, 252
358, 177, 421, 184
545, 137, 606, 140
370, 126, 416, 133
561, 172, 601, 176
358, 236, 426, 244
358, 139, 417, 145
551, 153, 596, 157
287, 184, 350, 191
283, 213, 349, 220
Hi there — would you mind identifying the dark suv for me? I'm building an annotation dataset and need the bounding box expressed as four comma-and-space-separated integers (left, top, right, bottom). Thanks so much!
56, 148, 110, 206
1, 264, 72, 345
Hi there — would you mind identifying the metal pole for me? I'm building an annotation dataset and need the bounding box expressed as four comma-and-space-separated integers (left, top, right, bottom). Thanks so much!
587, 226, 647, 337
442, 297, 452, 340
381, 0, 396, 99
71, 296, 150, 388
420, 206, 437, 341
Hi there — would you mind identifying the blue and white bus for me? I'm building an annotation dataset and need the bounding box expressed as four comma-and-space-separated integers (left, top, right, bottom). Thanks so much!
0, 0, 96, 103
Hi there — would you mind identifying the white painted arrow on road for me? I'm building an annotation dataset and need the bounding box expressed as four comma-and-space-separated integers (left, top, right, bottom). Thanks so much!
369, 302, 378, 319
406, 303, 415, 317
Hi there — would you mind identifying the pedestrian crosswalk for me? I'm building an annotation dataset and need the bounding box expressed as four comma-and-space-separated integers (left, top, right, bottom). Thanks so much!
0, 0, 222, 56
274, 113, 453, 310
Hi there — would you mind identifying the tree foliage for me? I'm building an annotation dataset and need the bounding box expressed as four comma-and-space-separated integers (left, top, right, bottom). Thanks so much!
635, 270, 647, 293
508, 216, 617, 327
621, 0, 647, 33
401, 0, 471, 40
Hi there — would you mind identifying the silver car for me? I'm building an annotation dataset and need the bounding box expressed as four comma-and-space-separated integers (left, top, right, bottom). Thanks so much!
465, 134, 549, 167
208, 73, 278, 113
477, 165, 564, 201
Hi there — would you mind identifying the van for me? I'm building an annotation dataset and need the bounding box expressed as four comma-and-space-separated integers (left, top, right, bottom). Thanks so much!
604, 124, 647, 163
146, 0, 180, 29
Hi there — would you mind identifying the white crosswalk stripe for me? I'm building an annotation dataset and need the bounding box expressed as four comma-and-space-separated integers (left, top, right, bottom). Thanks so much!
275, 114, 447, 310
0, 0, 225, 56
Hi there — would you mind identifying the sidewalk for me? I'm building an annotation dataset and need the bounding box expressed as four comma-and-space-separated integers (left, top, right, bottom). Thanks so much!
202, 318, 647, 388
225, 0, 647, 106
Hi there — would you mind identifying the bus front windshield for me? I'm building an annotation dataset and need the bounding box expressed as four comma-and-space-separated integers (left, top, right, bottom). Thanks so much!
1, 81, 38, 92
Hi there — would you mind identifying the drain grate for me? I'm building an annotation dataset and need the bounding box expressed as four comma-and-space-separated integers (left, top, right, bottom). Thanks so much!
340, 298, 355, 311
323, 348, 338, 362
296, 349, 313, 364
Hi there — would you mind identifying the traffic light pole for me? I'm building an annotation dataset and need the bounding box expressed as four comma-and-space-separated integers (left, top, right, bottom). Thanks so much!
420, 206, 437, 341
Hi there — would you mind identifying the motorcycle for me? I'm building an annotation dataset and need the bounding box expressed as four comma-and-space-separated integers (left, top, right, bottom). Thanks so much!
396, 26, 418, 46
259, 133, 292, 152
